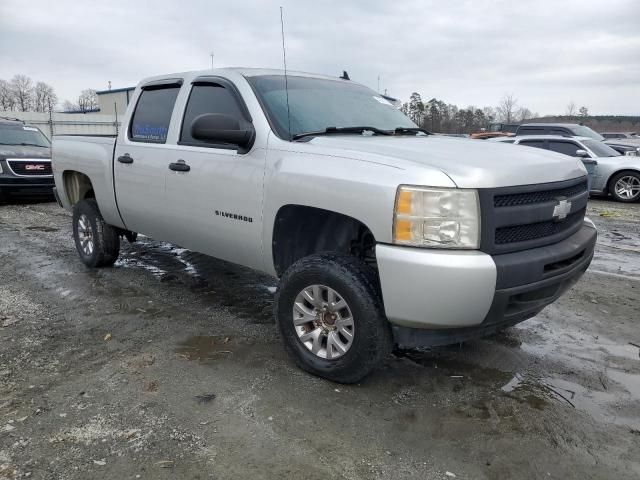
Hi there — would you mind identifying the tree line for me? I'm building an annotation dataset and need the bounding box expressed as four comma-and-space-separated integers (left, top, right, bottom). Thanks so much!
400, 92, 540, 134
0, 73, 98, 114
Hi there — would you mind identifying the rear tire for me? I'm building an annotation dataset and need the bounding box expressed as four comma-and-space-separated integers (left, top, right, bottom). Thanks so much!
72, 199, 120, 267
274, 253, 392, 383
609, 171, 640, 203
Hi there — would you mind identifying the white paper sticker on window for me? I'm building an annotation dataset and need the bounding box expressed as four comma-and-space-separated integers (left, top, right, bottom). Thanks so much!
23, 126, 38, 131
373, 96, 393, 106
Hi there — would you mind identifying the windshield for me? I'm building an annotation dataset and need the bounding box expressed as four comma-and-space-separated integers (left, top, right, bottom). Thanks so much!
246, 75, 416, 139
0, 124, 50, 147
582, 139, 620, 157
572, 125, 604, 141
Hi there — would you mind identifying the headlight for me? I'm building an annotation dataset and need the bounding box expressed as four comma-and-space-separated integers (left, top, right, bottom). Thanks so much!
393, 186, 480, 249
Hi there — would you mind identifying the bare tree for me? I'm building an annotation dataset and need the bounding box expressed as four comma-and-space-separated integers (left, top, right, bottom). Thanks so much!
62, 100, 79, 112
77, 89, 99, 112
34, 81, 58, 112
579, 106, 589, 118
517, 107, 533, 122
482, 106, 496, 123
10, 74, 34, 112
0, 79, 16, 111
565, 101, 577, 117
496, 94, 518, 123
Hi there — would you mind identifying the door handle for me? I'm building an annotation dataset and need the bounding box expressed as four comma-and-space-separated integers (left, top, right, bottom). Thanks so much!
117, 154, 134, 164
169, 159, 190, 172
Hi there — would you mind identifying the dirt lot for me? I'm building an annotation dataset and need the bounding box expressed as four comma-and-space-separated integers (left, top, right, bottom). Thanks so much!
0, 198, 639, 480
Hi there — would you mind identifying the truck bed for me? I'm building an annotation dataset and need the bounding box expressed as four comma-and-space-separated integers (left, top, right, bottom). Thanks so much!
52, 134, 123, 228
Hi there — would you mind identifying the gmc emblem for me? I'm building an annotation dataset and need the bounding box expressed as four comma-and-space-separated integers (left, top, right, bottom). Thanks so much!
25, 164, 45, 171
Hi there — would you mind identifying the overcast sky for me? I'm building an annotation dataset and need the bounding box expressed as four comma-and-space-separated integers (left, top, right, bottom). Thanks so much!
1, 0, 638, 115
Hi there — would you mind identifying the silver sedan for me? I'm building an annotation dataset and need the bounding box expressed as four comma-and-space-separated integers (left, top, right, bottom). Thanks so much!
491, 135, 640, 202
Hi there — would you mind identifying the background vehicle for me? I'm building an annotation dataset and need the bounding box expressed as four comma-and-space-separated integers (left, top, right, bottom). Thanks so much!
470, 122, 519, 140
0, 117, 53, 200
601, 132, 638, 139
52, 68, 596, 382
493, 135, 640, 202
516, 122, 640, 156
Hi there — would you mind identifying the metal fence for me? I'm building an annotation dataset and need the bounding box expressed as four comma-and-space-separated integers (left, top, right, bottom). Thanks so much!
0, 111, 120, 140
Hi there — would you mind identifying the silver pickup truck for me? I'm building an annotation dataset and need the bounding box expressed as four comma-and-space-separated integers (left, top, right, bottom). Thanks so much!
52, 68, 596, 383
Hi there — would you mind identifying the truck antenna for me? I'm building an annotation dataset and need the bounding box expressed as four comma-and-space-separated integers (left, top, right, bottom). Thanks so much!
280, 6, 292, 141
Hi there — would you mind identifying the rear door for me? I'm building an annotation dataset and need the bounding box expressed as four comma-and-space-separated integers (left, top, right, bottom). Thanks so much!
114, 80, 182, 240
162, 76, 266, 270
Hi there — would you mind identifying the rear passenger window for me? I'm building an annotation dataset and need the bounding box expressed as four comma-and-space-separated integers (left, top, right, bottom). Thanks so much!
519, 140, 546, 149
180, 83, 246, 146
549, 141, 581, 157
550, 129, 569, 136
129, 86, 180, 143
517, 128, 543, 136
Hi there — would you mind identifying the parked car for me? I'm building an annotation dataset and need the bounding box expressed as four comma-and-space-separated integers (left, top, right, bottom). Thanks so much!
52, 68, 596, 382
492, 135, 640, 202
488, 122, 520, 134
470, 122, 519, 140
0, 117, 53, 201
601, 132, 638, 139
515, 122, 640, 156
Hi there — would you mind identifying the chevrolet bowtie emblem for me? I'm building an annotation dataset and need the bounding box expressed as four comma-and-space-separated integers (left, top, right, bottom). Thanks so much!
552, 198, 572, 221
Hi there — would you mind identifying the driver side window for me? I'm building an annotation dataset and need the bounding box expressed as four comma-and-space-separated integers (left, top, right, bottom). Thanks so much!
179, 83, 246, 147
548, 141, 582, 157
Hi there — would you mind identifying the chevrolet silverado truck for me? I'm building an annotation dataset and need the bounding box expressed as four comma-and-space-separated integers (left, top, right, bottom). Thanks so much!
52, 68, 596, 383
0, 117, 54, 200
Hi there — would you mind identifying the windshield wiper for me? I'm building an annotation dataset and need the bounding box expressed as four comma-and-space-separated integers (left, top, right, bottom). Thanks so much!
394, 127, 431, 136
292, 126, 392, 141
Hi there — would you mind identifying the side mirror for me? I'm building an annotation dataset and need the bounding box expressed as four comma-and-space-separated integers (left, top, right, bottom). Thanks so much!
575, 149, 589, 158
191, 113, 255, 152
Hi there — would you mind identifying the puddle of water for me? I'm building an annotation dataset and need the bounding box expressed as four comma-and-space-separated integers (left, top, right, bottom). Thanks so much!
515, 319, 640, 429
175, 335, 259, 362
501, 373, 524, 393
25, 226, 59, 232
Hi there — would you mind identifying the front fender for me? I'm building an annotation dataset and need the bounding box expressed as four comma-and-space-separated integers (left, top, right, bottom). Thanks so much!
261, 146, 455, 275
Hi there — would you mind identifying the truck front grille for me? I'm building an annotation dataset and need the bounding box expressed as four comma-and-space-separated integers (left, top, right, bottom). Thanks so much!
7, 160, 53, 177
479, 177, 589, 255
494, 181, 588, 207
495, 208, 586, 245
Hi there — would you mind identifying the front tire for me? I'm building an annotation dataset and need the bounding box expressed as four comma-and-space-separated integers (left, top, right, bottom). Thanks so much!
275, 253, 391, 383
72, 199, 120, 267
609, 171, 640, 203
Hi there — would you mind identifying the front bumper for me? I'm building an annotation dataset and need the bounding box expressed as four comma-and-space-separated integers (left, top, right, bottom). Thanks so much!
0, 176, 55, 197
376, 221, 597, 347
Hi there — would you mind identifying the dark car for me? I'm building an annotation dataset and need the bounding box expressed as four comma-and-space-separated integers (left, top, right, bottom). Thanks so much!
515, 123, 640, 156
0, 117, 54, 200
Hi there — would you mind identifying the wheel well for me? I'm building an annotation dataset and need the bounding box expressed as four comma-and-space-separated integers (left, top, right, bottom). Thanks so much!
606, 169, 640, 192
272, 205, 377, 277
62, 171, 94, 205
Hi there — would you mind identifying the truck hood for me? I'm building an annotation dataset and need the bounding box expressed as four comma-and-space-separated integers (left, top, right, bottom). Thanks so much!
305, 135, 586, 188
0, 145, 51, 160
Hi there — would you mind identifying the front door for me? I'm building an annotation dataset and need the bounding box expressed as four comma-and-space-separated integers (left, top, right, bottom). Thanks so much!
162, 79, 265, 271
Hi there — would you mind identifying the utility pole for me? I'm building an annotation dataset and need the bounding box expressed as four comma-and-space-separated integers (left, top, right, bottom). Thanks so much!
377, 75, 380, 93
210, 52, 214, 69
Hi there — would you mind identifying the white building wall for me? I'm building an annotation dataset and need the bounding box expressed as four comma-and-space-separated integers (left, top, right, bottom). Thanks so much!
0, 111, 120, 139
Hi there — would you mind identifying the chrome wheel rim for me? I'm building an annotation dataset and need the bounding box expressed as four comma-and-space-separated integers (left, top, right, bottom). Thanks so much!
77, 214, 94, 255
293, 284, 354, 359
614, 175, 640, 200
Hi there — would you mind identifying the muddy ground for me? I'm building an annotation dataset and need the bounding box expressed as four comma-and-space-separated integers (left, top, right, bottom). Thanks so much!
0, 198, 639, 480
